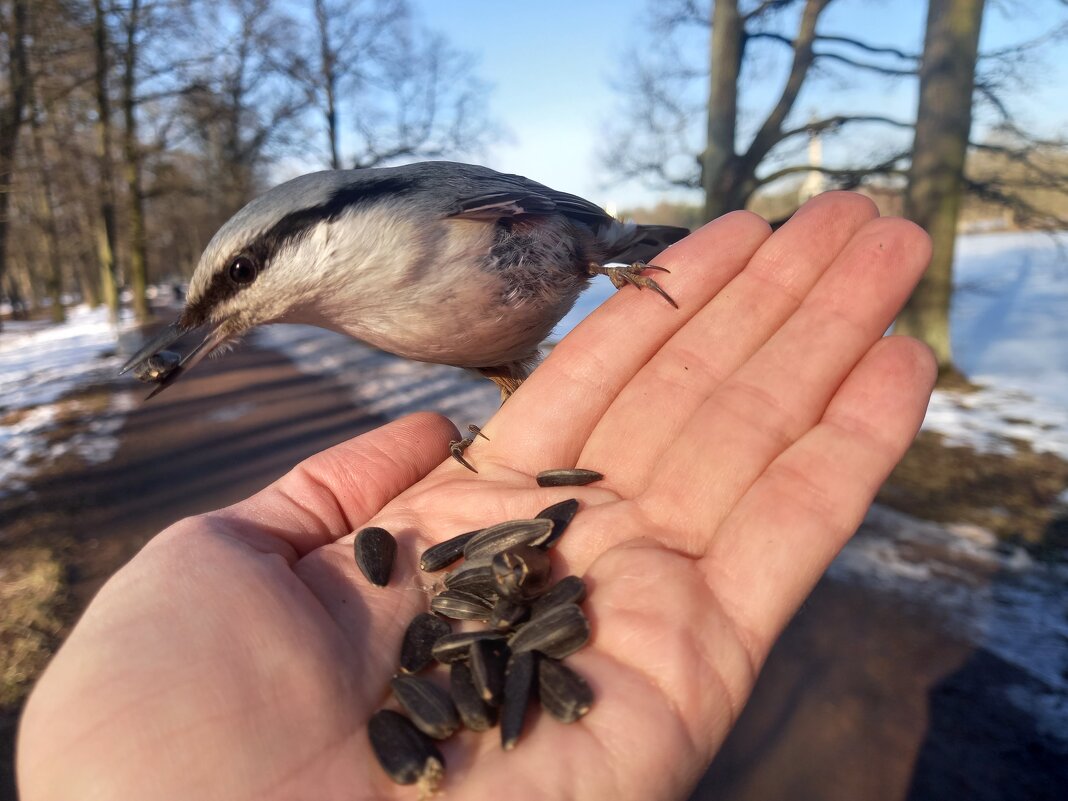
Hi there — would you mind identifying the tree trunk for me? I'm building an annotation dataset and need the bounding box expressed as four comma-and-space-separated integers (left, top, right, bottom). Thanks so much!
896, 0, 985, 374
0, 0, 30, 331
703, 0, 744, 222
93, 0, 120, 323
122, 0, 149, 322
29, 99, 65, 322
314, 0, 341, 170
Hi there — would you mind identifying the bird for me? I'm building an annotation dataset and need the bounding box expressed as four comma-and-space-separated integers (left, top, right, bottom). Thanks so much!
120, 161, 688, 468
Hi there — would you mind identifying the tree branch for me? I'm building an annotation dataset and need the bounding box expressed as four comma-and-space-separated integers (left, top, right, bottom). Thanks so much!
777, 114, 914, 143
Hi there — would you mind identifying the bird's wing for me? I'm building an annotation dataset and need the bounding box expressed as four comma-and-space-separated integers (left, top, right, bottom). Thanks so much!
445, 171, 612, 228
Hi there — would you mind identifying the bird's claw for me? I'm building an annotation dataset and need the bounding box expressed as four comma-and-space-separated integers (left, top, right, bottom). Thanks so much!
591, 262, 678, 309
449, 425, 488, 473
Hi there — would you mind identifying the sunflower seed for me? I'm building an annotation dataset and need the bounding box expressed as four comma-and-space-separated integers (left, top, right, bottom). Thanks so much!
489, 597, 529, 630
430, 589, 494, 621
509, 603, 590, 659
419, 529, 481, 572
492, 545, 552, 602
470, 639, 510, 706
442, 559, 497, 599
398, 613, 452, 675
431, 630, 508, 664
133, 350, 180, 383
531, 576, 587, 618
353, 526, 397, 587
501, 650, 539, 750
368, 709, 445, 788
535, 498, 579, 548
535, 468, 604, 488
450, 660, 497, 732
390, 675, 460, 739
539, 658, 593, 723
463, 519, 554, 561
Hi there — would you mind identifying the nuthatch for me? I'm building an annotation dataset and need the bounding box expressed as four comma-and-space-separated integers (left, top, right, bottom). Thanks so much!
120, 161, 688, 467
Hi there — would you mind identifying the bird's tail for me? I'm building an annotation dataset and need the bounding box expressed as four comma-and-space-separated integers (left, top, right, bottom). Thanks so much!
601, 223, 690, 264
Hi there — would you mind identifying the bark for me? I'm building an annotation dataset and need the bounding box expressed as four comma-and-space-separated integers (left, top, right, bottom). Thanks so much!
122, 0, 149, 322
0, 0, 30, 326
29, 98, 65, 322
896, 0, 986, 373
703, 0, 744, 220
93, 0, 120, 323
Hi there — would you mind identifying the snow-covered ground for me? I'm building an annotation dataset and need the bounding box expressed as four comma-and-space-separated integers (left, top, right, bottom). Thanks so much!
0, 306, 137, 497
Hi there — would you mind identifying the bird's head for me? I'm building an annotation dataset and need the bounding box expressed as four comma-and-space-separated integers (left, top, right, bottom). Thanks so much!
120, 169, 413, 394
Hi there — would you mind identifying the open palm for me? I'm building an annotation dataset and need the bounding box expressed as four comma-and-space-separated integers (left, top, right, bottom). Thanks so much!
18, 193, 935, 801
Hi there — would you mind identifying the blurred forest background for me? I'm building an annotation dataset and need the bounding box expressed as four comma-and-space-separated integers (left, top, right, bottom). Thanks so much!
2, 1, 1068, 800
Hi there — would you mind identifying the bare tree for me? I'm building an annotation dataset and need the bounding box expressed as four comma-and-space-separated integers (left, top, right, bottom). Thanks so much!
295, 0, 494, 170
0, 0, 30, 326
895, 0, 985, 374
605, 0, 916, 221
93, 0, 120, 322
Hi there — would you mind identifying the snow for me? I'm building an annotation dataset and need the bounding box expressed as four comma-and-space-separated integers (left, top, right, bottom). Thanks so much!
922, 232, 1068, 458
0, 305, 137, 497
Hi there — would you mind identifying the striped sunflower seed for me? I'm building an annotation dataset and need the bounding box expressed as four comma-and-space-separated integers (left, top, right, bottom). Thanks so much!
390, 675, 460, 740
368, 709, 445, 788
492, 545, 552, 602
489, 597, 529, 631
531, 576, 587, 618
398, 613, 451, 675
430, 589, 494, 621
501, 650, 539, 750
470, 638, 510, 706
419, 529, 481, 572
450, 660, 497, 732
431, 630, 508, 664
353, 526, 396, 587
463, 519, 554, 561
509, 603, 590, 659
535, 498, 579, 548
442, 559, 498, 599
539, 658, 593, 723
535, 468, 604, 487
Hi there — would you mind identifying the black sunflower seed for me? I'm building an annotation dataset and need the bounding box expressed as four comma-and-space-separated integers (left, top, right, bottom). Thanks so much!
431, 630, 508, 664
463, 519, 554, 561
489, 597, 529, 631
442, 559, 498, 599
430, 589, 494, 621
398, 613, 452, 675
539, 658, 594, 723
530, 576, 587, 618
509, 603, 590, 659
368, 709, 445, 787
492, 545, 552, 602
535, 498, 579, 548
390, 675, 460, 740
501, 650, 539, 750
353, 526, 397, 587
470, 638, 510, 706
419, 529, 481, 572
535, 468, 604, 487
450, 660, 497, 732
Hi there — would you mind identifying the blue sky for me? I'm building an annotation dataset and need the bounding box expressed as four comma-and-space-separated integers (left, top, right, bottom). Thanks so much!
410, 0, 1068, 209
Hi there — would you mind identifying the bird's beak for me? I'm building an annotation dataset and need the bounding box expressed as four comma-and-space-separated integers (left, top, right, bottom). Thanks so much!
119, 316, 230, 399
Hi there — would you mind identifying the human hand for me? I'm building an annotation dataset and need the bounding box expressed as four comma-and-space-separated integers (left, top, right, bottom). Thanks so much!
17, 193, 935, 801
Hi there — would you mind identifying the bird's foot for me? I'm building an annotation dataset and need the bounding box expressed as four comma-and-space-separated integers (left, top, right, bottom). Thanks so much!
589, 261, 678, 309
449, 425, 489, 473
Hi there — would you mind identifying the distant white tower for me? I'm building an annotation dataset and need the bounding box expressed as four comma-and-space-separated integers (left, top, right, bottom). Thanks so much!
798, 130, 827, 202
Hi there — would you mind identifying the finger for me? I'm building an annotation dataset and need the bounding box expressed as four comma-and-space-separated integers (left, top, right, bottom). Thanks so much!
700, 336, 936, 655
646, 217, 931, 537
581, 192, 880, 495
218, 411, 459, 556
466, 211, 772, 475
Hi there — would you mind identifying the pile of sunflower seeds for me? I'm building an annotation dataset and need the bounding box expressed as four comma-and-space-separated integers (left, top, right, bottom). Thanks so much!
354, 475, 599, 795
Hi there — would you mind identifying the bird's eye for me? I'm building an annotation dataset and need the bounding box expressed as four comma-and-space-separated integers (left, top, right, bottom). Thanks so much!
228, 256, 258, 285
